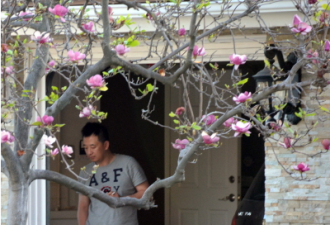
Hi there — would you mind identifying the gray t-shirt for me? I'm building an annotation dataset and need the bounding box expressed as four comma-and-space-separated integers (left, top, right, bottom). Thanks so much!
79, 154, 147, 225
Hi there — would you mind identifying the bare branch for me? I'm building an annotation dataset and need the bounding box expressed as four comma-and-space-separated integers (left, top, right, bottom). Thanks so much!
1, 143, 25, 186
29, 169, 156, 209
20, 127, 44, 171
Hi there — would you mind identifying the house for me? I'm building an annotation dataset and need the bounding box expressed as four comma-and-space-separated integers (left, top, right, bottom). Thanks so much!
1, 1, 330, 225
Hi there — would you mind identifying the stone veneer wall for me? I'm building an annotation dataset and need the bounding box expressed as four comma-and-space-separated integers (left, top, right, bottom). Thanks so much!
265, 71, 330, 224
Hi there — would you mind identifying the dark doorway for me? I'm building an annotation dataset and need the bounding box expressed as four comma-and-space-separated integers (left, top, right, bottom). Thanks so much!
101, 73, 165, 225
239, 61, 266, 199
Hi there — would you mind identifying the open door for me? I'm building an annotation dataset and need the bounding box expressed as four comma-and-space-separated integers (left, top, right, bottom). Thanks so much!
166, 67, 240, 225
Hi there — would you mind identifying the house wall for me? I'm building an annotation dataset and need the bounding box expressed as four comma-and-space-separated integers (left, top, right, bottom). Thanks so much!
264, 71, 330, 224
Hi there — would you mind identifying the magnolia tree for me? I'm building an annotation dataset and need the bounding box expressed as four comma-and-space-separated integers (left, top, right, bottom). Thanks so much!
2, 0, 330, 224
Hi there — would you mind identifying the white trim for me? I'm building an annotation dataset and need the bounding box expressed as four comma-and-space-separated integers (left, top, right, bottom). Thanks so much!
27, 53, 47, 225
71, 1, 296, 19
1, 1, 297, 20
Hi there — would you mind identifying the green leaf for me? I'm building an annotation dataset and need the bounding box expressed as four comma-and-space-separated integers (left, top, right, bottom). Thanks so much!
264, 59, 270, 68
236, 78, 249, 86
169, 112, 176, 117
31, 121, 43, 126
306, 112, 316, 117
320, 106, 329, 112
146, 84, 154, 92
192, 125, 201, 130
88, 91, 95, 98
227, 63, 233, 67
51, 86, 58, 91
138, 89, 145, 94
54, 124, 65, 128
312, 137, 319, 143
75, 105, 82, 110
6, 50, 13, 55
294, 112, 302, 118
128, 40, 140, 47
173, 119, 180, 124
61, 86, 67, 91
322, 4, 330, 10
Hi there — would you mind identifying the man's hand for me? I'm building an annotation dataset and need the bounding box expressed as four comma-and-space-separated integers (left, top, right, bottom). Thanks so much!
107, 191, 120, 198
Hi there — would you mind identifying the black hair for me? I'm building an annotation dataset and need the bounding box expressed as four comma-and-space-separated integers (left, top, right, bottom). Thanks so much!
81, 122, 110, 143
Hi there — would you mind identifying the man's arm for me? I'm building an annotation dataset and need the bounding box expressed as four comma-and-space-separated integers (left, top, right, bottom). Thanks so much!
129, 181, 149, 199
77, 194, 90, 225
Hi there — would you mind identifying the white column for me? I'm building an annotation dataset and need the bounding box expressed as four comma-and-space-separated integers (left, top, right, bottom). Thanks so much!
27, 73, 47, 225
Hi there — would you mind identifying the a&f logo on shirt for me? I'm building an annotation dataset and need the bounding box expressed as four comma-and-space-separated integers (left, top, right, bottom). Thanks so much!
89, 168, 123, 193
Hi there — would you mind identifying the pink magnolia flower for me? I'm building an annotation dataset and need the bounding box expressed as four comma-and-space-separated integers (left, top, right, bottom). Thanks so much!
5, 66, 14, 75
146, 11, 160, 20
19, 11, 33, 21
67, 50, 86, 62
268, 122, 281, 132
292, 162, 310, 173
231, 121, 252, 137
31, 31, 52, 44
62, 145, 73, 157
108, 6, 114, 23
233, 91, 252, 104
82, 21, 95, 32
202, 131, 220, 144
79, 105, 93, 118
307, 50, 319, 64
192, 45, 206, 57
37, 115, 54, 125
42, 134, 56, 148
325, 40, 330, 52
1, 130, 15, 143
278, 137, 293, 149
202, 114, 217, 125
175, 107, 185, 115
308, 0, 317, 3
45, 60, 56, 73
321, 139, 330, 150
48, 60, 56, 67
1, 44, 9, 53
223, 117, 237, 128
229, 54, 247, 70
178, 28, 186, 36
320, 12, 329, 23
172, 139, 189, 150
50, 148, 59, 159
49, 4, 68, 22
114, 44, 130, 56
290, 14, 312, 35
86, 74, 104, 88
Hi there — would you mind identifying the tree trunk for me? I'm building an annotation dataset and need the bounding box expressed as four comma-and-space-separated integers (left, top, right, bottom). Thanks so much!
8, 182, 29, 225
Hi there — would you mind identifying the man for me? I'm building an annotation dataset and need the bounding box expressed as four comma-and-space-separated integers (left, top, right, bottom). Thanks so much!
77, 122, 149, 225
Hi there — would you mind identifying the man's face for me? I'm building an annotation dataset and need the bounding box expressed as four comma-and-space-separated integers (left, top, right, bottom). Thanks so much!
83, 134, 109, 164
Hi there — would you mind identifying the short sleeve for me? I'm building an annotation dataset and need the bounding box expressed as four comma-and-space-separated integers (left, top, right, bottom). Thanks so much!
127, 157, 147, 187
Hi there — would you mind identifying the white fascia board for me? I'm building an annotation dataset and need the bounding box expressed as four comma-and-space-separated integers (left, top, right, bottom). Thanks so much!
72, 0, 297, 19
